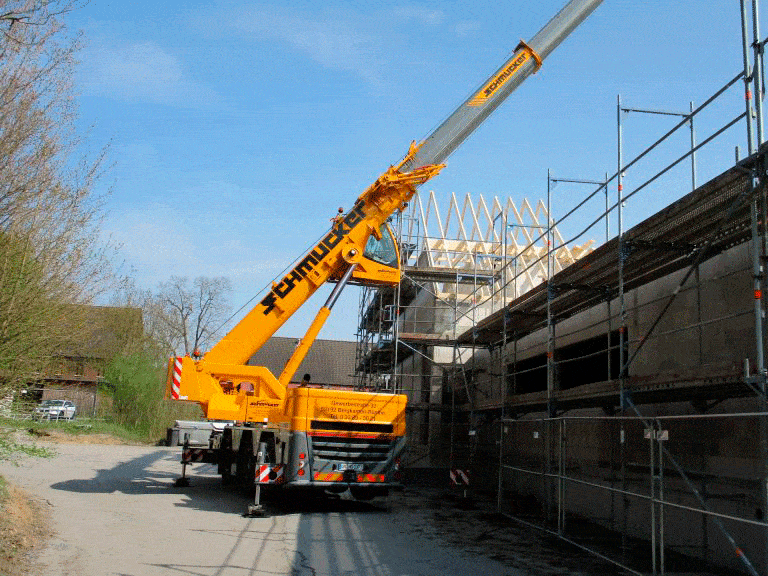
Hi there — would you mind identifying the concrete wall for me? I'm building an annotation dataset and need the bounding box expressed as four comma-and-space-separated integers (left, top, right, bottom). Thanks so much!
413, 239, 764, 572
400, 340, 450, 469
477, 398, 768, 574
463, 240, 756, 408
394, 222, 765, 572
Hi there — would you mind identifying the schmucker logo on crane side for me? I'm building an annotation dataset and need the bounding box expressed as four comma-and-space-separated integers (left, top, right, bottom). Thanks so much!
468, 50, 530, 107
260, 199, 367, 314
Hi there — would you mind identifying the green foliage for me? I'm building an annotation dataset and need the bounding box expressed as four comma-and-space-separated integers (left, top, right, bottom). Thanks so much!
103, 352, 200, 442
0, 2, 113, 400
0, 233, 62, 383
0, 416, 147, 445
0, 429, 53, 463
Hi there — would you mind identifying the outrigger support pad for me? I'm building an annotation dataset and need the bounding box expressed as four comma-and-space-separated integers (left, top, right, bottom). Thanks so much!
174, 434, 191, 488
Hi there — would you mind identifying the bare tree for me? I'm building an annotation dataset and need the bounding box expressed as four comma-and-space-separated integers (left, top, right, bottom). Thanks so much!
0, 1, 113, 392
155, 276, 233, 357
109, 276, 170, 357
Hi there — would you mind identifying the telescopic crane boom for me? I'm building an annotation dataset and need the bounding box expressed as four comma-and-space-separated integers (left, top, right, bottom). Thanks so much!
166, 0, 602, 501
169, 0, 604, 415
403, 0, 603, 170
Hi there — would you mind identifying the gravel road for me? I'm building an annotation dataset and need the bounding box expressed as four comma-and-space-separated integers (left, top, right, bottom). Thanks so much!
0, 441, 627, 576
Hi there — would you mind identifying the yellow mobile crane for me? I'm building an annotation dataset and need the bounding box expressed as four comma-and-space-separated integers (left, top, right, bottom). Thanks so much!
166, 0, 602, 510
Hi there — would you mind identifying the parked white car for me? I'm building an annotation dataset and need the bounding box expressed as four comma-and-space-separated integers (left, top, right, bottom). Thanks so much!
34, 399, 76, 420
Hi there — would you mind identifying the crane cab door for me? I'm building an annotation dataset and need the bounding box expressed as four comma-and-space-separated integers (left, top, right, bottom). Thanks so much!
350, 222, 402, 286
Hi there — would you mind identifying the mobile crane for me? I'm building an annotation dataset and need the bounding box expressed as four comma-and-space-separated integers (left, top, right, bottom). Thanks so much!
166, 0, 602, 511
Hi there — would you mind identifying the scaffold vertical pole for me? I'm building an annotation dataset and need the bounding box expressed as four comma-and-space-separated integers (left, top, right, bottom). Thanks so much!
658, 422, 666, 576
649, 422, 656, 575
689, 102, 697, 191
755, 3, 768, 571
753, 0, 764, 147
450, 344, 456, 483
744, 0, 766, 391
558, 419, 566, 535
498, 210, 508, 513
547, 169, 554, 420
605, 171, 612, 385
545, 168, 554, 525
617, 92, 629, 556
744, 0, 766, 429
742, 0, 756, 155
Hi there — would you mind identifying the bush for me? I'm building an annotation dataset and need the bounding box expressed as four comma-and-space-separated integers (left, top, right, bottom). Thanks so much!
103, 352, 200, 441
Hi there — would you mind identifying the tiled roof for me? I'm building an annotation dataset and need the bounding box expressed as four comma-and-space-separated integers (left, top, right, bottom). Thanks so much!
247, 337, 357, 387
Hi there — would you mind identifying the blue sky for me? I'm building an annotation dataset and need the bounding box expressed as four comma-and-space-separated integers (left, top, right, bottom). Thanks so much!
67, 1, 762, 343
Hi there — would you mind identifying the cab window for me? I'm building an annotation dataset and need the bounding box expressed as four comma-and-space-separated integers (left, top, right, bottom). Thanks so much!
363, 224, 398, 268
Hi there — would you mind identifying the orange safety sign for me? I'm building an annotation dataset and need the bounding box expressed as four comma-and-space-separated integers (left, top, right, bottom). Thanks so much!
256, 464, 284, 484
360, 474, 386, 483
313, 472, 386, 483
314, 472, 344, 482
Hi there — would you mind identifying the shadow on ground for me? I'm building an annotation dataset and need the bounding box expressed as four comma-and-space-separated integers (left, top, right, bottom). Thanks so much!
48, 448, 250, 515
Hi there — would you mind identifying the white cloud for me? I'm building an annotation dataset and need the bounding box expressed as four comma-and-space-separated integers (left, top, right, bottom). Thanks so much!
196, 4, 479, 87
104, 205, 198, 286
209, 5, 388, 85
392, 6, 444, 27
104, 194, 287, 290
80, 39, 217, 106
454, 20, 481, 38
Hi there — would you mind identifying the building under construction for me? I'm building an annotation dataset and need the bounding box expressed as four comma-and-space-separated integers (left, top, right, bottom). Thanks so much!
355, 6, 768, 576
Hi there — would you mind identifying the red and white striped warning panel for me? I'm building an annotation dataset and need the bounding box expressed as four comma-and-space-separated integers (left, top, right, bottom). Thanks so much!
256, 464, 284, 484
450, 468, 470, 486
171, 357, 182, 400
182, 448, 215, 463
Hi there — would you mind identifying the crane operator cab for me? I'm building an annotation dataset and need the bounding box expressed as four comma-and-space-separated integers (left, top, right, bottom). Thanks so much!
348, 222, 402, 286
363, 222, 398, 268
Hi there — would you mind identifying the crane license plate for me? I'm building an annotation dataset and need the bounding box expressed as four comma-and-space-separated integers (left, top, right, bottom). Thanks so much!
337, 463, 364, 472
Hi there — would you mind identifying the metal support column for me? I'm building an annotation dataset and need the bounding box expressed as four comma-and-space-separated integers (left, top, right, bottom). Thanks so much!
545, 169, 556, 525
742, 0, 757, 154
755, 4, 768, 572
558, 418, 567, 535
690, 102, 698, 190
498, 208, 509, 513
617, 93, 629, 555
753, 0, 765, 146
547, 169, 555, 420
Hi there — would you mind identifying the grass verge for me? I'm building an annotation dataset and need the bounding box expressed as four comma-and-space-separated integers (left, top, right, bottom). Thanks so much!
0, 425, 54, 464
0, 416, 156, 446
0, 477, 50, 576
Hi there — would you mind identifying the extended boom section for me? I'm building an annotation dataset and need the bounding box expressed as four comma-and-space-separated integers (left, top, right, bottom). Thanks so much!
166, 0, 602, 504
402, 0, 603, 171
167, 143, 444, 424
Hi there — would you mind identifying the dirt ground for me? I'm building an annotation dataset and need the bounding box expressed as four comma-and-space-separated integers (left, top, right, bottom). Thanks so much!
0, 480, 51, 576
0, 428, 129, 575
0, 430, 636, 576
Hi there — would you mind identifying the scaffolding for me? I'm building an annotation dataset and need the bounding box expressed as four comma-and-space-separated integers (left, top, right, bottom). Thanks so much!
356, 2, 768, 574
355, 191, 593, 466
